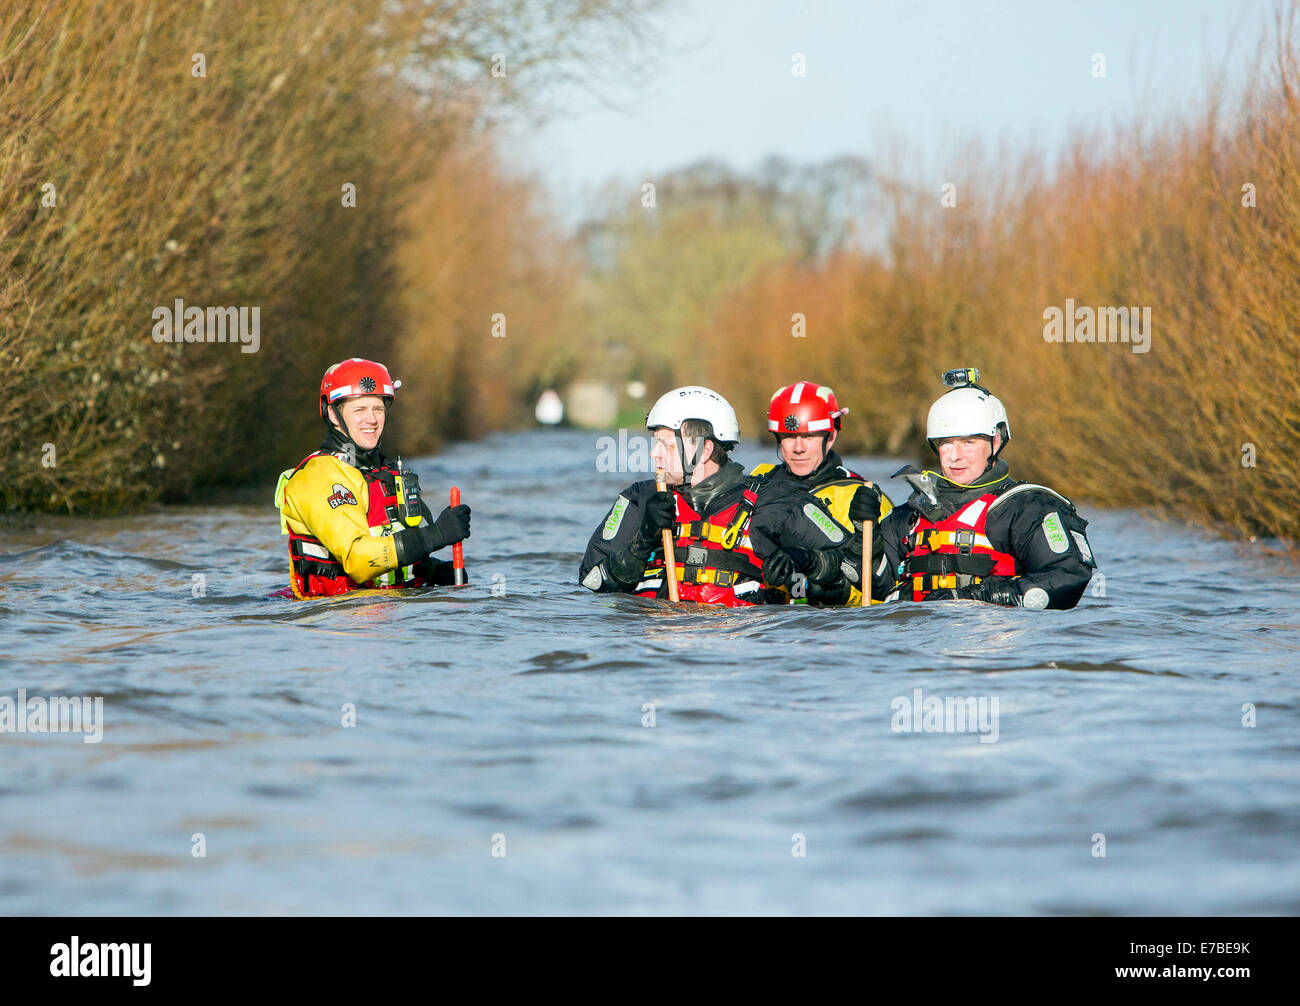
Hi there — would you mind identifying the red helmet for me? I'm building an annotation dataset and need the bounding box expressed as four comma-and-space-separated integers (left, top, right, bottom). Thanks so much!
767, 381, 848, 435
319, 358, 401, 419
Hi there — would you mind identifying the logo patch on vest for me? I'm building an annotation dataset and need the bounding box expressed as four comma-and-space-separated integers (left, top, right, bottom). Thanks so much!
603, 496, 629, 540
327, 483, 358, 509
1042, 512, 1069, 553
803, 502, 845, 543
1071, 530, 1093, 564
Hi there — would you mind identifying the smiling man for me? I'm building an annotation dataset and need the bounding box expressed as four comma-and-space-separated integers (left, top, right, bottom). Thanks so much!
273, 358, 470, 598
870, 368, 1096, 609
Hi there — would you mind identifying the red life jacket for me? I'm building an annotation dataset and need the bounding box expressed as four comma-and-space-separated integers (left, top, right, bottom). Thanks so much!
902, 492, 1018, 601
281, 451, 427, 598
635, 481, 766, 608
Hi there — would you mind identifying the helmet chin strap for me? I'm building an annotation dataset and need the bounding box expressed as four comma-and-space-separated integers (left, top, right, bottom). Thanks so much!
988, 429, 1006, 463
329, 404, 356, 445
675, 430, 707, 482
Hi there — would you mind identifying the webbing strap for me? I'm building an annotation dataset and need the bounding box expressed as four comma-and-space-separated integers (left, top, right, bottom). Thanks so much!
913, 572, 983, 592
906, 552, 996, 577
916, 528, 994, 553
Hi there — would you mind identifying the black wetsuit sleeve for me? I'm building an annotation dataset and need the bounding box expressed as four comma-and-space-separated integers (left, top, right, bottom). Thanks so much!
750, 488, 853, 585
987, 494, 1095, 609
578, 482, 659, 593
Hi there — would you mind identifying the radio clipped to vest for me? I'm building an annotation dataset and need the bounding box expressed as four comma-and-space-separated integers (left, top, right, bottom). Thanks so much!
393, 457, 423, 528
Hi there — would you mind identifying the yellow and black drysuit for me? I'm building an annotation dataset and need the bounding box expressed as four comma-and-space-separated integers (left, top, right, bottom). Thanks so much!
275, 429, 462, 599
751, 448, 894, 605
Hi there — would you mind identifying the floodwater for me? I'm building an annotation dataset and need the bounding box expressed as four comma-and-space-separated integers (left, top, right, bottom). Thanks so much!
1, 429, 1297, 915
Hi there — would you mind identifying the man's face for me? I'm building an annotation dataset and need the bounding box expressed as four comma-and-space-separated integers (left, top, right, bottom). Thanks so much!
332, 395, 387, 451
650, 428, 706, 485
778, 430, 834, 477
936, 433, 1000, 485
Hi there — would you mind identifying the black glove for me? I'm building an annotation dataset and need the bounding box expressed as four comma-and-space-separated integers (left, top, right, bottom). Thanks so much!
784, 547, 840, 586
632, 491, 676, 554
418, 557, 466, 586
762, 550, 798, 587
848, 483, 882, 527
806, 577, 851, 606
920, 586, 957, 601
955, 576, 1022, 606
429, 503, 471, 549
393, 504, 471, 565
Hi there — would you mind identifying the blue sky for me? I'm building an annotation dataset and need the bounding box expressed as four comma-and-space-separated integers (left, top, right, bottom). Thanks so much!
511, 0, 1271, 216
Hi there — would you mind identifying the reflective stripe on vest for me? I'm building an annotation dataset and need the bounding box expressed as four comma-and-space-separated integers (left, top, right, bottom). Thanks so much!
277, 451, 427, 598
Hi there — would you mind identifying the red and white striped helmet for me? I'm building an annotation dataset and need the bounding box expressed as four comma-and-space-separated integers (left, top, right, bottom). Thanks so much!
319, 358, 401, 419
767, 381, 848, 435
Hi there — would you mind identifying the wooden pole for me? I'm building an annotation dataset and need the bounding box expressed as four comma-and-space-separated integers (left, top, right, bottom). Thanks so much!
656, 468, 679, 602
862, 520, 873, 606
861, 480, 874, 607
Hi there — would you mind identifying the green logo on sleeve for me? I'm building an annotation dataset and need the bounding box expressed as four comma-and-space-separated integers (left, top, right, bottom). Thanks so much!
603, 496, 630, 540
803, 502, 845, 543
1042, 512, 1069, 553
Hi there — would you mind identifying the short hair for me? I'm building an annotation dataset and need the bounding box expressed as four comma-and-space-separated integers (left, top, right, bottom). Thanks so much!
681, 418, 730, 467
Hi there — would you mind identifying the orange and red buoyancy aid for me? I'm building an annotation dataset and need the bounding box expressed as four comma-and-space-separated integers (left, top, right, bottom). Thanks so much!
902, 491, 1018, 601
277, 451, 426, 598
635, 480, 766, 607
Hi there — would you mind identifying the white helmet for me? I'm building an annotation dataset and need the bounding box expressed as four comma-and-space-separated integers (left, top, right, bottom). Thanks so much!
645, 386, 740, 443
926, 386, 1010, 454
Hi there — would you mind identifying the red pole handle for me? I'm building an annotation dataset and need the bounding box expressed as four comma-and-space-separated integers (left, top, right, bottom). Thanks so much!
450, 486, 465, 585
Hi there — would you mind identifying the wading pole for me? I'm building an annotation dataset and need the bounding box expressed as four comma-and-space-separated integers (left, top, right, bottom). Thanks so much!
655, 468, 679, 602
450, 486, 466, 586
863, 520, 873, 607
862, 481, 874, 607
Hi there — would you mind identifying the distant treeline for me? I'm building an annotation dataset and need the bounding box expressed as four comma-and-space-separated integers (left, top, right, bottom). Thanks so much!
571, 15, 1300, 543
